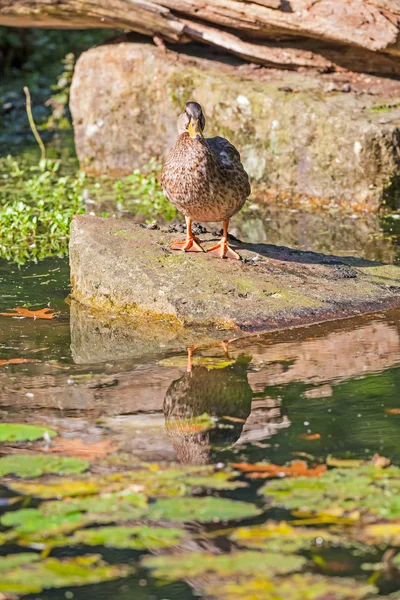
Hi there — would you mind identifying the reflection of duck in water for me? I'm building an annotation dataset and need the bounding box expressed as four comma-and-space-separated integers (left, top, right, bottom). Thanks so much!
164, 347, 252, 464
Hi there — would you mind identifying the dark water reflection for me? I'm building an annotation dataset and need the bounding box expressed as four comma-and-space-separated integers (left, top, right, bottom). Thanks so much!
2, 257, 400, 467
232, 204, 400, 265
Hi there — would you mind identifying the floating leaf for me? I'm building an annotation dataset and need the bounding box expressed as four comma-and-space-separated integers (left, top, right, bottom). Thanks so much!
144, 550, 305, 580
326, 455, 390, 469
232, 460, 326, 479
0, 455, 88, 478
206, 573, 376, 600
8, 479, 98, 499
0, 424, 56, 442
0, 306, 55, 320
0, 554, 132, 594
68, 525, 184, 549
262, 466, 400, 520
1, 508, 86, 538
104, 463, 242, 497
40, 491, 148, 519
231, 521, 337, 553
147, 496, 261, 523
4, 463, 242, 499
298, 433, 321, 441
160, 356, 235, 370
361, 523, 400, 545
49, 437, 117, 458
0, 553, 40, 572
0, 359, 36, 367
2, 493, 148, 542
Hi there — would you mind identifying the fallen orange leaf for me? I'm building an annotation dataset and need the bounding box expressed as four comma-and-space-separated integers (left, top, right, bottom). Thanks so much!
232, 460, 326, 479
49, 438, 117, 458
0, 358, 36, 366
0, 306, 55, 320
298, 433, 321, 440
385, 408, 400, 415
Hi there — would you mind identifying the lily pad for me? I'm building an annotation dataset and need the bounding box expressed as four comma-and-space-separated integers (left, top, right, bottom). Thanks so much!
0, 554, 132, 594
0, 454, 88, 478
4, 463, 241, 499
3, 492, 148, 543
9, 479, 98, 499
361, 523, 400, 545
1, 508, 86, 537
262, 466, 400, 520
0, 424, 56, 442
231, 521, 338, 553
206, 573, 376, 600
147, 496, 262, 523
144, 550, 305, 580
68, 525, 185, 549
160, 356, 235, 369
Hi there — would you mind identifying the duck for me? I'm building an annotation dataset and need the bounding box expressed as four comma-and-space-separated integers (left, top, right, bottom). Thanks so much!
161, 101, 251, 260
163, 346, 252, 464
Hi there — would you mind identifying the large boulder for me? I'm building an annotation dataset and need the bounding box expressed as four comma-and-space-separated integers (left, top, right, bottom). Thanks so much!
70, 41, 400, 210
69, 215, 400, 332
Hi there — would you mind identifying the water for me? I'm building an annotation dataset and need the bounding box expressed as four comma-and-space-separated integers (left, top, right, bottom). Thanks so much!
2, 253, 400, 597
3, 216, 400, 598
2, 257, 400, 466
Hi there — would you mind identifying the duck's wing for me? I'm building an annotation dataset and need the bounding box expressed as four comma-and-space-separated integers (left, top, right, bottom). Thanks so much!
205, 136, 242, 167
206, 136, 251, 198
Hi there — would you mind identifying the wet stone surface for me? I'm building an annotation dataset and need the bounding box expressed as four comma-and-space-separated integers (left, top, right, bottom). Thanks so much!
70, 215, 400, 331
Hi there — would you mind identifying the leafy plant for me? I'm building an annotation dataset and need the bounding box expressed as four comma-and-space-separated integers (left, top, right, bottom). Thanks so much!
0, 155, 176, 264
113, 160, 177, 221
0, 157, 86, 263
0, 424, 56, 442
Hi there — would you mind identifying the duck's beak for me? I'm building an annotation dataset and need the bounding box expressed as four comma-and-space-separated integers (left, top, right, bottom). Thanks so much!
187, 118, 203, 141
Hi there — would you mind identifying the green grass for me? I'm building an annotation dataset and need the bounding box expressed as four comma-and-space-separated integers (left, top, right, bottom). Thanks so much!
0, 156, 176, 265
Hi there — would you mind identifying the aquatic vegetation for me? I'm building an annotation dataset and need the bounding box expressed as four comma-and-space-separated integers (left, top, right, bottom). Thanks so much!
262, 465, 400, 520
0, 553, 132, 595
65, 525, 185, 550
147, 496, 261, 522
0, 157, 86, 264
2, 449, 400, 598
208, 574, 376, 600
0, 423, 56, 442
0, 455, 88, 477
0, 155, 175, 264
231, 521, 339, 553
144, 549, 307, 579
113, 161, 177, 221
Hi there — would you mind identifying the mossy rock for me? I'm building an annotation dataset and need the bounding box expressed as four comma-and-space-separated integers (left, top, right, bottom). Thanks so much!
69, 215, 400, 331
70, 42, 400, 210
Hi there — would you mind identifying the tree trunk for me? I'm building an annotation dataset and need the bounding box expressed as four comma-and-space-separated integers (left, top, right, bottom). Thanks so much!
1, 0, 400, 74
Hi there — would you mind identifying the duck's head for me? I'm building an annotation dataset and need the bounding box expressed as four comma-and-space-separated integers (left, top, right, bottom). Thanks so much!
177, 101, 205, 140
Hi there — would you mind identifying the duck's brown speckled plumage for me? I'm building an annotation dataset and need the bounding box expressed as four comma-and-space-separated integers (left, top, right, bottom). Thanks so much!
162, 101, 250, 259
161, 128, 250, 223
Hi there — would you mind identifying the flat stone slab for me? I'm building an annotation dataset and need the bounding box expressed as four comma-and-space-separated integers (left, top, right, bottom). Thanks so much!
70, 215, 400, 332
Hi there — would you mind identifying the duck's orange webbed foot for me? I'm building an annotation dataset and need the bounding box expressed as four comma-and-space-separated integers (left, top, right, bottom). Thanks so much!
207, 219, 241, 260
170, 237, 204, 253
207, 240, 240, 260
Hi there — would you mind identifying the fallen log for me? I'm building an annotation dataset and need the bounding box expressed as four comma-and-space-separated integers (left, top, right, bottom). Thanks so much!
1, 0, 399, 73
